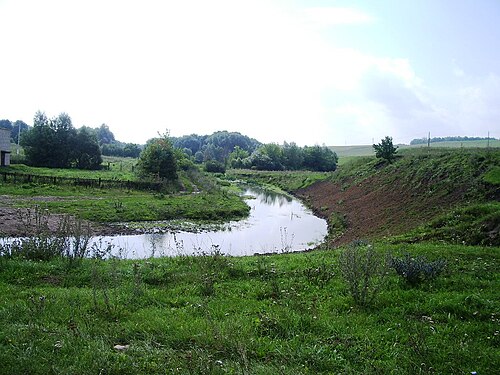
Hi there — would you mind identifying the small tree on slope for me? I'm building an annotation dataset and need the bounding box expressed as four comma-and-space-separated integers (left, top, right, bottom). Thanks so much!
373, 136, 398, 163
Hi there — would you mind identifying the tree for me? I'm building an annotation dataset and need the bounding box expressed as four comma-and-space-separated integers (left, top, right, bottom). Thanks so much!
96, 124, 115, 145
21, 111, 101, 169
12, 120, 30, 144
137, 132, 178, 180
302, 145, 338, 172
249, 144, 284, 170
73, 127, 102, 169
282, 142, 304, 170
227, 146, 250, 169
373, 136, 398, 163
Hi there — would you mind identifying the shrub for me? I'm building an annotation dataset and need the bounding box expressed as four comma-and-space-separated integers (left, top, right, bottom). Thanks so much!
389, 253, 446, 286
204, 160, 226, 173
338, 240, 387, 307
373, 136, 398, 163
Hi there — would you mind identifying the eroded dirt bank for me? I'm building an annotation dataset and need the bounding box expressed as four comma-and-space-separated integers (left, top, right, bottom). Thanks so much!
295, 170, 474, 247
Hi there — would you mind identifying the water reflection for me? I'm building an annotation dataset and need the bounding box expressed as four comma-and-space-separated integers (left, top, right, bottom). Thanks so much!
99, 186, 327, 258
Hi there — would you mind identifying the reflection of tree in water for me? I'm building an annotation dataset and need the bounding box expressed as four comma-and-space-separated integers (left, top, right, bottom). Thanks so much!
247, 187, 292, 207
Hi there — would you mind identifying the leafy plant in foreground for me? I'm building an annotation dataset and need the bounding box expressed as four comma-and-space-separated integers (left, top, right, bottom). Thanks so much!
338, 240, 387, 307
389, 253, 446, 286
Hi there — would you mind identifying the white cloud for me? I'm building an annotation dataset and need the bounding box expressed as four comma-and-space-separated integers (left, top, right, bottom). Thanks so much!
1, 0, 497, 146
303, 7, 372, 28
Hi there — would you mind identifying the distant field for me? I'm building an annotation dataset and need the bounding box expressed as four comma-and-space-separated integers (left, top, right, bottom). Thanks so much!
331, 139, 500, 158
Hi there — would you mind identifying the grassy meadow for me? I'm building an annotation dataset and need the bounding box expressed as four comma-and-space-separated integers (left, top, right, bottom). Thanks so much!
0, 242, 498, 374
331, 139, 500, 163
0, 165, 249, 224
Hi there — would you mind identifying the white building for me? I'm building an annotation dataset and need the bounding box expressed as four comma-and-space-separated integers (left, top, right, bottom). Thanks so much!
0, 128, 11, 166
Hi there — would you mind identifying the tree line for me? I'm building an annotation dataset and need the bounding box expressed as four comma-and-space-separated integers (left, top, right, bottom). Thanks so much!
20, 112, 102, 169
1, 117, 142, 159
5, 111, 338, 174
410, 135, 496, 145
173, 132, 338, 172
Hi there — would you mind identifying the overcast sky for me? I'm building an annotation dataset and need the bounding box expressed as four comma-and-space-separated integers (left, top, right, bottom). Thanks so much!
1, 0, 499, 145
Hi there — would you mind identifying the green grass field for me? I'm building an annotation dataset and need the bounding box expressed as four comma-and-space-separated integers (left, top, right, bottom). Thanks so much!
331, 139, 500, 159
0, 167, 250, 225
0, 242, 498, 374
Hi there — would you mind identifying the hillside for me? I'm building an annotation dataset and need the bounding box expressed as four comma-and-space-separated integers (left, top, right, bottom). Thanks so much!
331, 139, 500, 160
296, 148, 500, 246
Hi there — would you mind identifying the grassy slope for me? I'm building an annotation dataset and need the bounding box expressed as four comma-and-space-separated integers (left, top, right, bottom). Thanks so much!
0, 243, 498, 374
295, 148, 500, 246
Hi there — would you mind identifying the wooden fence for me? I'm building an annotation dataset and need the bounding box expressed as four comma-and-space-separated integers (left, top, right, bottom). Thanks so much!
0, 172, 163, 191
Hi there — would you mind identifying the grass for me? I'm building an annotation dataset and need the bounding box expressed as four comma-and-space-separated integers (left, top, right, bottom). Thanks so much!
0, 242, 498, 374
392, 202, 500, 246
0, 184, 249, 224
0, 166, 250, 225
226, 169, 332, 192
4, 160, 137, 180
330, 140, 500, 158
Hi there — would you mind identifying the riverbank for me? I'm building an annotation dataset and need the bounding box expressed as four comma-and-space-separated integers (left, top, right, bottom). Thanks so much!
0, 168, 250, 237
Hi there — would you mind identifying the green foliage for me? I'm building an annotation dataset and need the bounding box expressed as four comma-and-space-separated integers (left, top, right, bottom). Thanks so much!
204, 160, 226, 173
373, 136, 398, 163
338, 240, 387, 307
394, 202, 500, 246
101, 142, 142, 158
137, 133, 178, 180
390, 253, 446, 286
172, 131, 261, 163
0, 119, 30, 143
483, 165, 500, 185
21, 111, 102, 170
302, 145, 338, 171
244, 143, 338, 172
227, 146, 249, 168
227, 169, 331, 192
410, 135, 497, 145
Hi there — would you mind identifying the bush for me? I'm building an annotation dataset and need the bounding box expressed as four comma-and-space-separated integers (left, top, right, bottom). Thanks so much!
204, 160, 226, 173
338, 240, 387, 307
373, 136, 398, 163
389, 253, 446, 286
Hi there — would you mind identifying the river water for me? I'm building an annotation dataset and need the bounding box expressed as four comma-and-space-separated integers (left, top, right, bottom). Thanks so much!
97, 186, 328, 258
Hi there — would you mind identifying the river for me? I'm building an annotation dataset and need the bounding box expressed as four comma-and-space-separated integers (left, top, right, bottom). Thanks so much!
96, 186, 328, 258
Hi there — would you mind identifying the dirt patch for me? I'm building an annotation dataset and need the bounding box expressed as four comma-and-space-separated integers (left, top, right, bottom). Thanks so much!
0, 196, 132, 237
296, 171, 468, 247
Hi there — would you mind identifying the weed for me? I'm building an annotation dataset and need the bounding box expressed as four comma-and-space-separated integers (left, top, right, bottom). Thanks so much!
338, 240, 387, 307
390, 253, 446, 286
91, 257, 123, 320
280, 226, 294, 253
303, 262, 335, 287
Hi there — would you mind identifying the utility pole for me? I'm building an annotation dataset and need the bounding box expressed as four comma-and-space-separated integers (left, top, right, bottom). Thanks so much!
427, 132, 431, 148
17, 123, 21, 155
487, 131, 490, 148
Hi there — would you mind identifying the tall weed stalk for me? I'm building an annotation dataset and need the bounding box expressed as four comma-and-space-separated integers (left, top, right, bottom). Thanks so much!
338, 240, 387, 307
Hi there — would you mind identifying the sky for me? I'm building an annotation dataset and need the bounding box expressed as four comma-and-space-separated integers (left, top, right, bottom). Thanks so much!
1, 0, 499, 146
